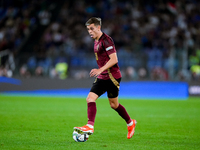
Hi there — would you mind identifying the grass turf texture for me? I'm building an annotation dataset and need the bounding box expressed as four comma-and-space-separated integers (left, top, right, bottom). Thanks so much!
0, 95, 200, 150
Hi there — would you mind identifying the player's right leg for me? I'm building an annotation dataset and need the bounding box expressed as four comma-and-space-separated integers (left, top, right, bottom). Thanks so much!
74, 92, 98, 135
74, 79, 105, 135
74, 125, 94, 135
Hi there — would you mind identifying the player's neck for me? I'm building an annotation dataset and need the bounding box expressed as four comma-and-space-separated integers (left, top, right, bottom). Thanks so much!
95, 31, 103, 42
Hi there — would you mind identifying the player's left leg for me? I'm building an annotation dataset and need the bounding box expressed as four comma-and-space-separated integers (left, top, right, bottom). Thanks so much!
108, 97, 137, 139
109, 97, 132, 122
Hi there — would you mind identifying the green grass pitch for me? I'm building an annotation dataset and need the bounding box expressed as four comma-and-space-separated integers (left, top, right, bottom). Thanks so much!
0, 95, 200, 150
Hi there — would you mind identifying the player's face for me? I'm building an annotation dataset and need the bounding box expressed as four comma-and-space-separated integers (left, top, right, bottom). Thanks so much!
87, 24, 100, 40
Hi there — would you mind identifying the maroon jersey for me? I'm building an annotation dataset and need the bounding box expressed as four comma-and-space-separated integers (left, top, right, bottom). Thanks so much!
94, 33, 122, 80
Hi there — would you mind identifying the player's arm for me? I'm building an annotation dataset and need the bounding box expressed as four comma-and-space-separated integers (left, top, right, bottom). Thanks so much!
90, 53, 118, 77
99, 53, 118, 72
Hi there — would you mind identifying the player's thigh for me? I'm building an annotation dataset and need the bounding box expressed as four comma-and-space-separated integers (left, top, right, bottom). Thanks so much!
106, 78, 121, 98
90, 78, 106, 97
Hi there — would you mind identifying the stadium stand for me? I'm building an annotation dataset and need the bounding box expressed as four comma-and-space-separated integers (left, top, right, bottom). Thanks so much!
1, 0, 200, 81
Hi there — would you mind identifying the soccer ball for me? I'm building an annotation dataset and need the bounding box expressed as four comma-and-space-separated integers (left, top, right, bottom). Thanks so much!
73, 130, 89, 142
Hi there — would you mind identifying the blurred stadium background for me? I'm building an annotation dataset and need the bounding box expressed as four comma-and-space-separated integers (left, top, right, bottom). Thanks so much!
0, 0, 200, 97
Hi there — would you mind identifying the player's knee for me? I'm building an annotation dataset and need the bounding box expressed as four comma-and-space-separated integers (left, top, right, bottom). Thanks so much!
110, 102, 118, 109
86, 96, 95, 103
109, 98, 119, 109
86, 92, 98, 103
86, 96, 91, 103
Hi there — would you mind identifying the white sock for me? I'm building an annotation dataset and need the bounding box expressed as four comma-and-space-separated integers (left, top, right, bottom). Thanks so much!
127, 120, 133, 126
87, 124, 94, 128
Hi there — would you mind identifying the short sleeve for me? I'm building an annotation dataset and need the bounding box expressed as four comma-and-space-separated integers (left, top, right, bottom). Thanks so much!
103, 37, 116, 55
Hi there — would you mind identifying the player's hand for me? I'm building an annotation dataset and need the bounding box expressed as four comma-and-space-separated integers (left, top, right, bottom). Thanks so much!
90, 68, 103, 77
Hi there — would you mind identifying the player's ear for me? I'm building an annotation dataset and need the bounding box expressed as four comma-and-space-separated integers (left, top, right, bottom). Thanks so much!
98, 25, 101, 30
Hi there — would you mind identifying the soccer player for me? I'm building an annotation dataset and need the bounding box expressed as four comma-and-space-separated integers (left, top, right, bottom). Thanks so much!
74, 17, 137, 139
